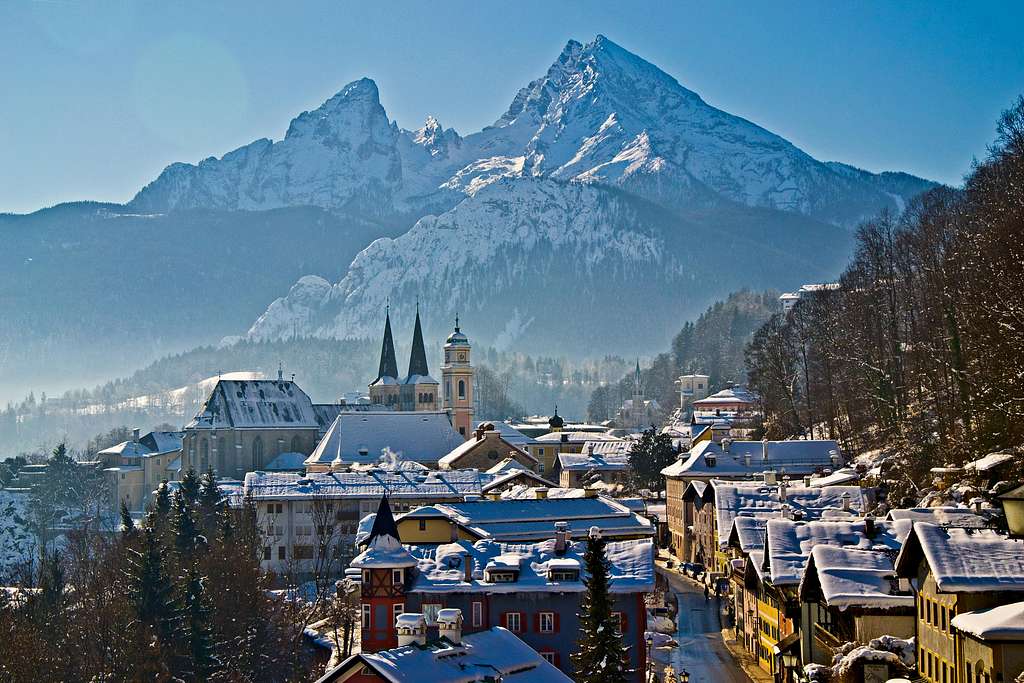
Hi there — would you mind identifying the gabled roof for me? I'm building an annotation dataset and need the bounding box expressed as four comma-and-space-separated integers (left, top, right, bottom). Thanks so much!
713, 481, 865, 548
799, 545, 913, 610
952, 602, 1024, 641
238, 469, 488, 501
764, 518, 912, 587
661, 439, 842, 479
894, 523, 1024, 593
98, 431, 184, 458
884, 507, 987, 528
187, 379, 319, 430
319, 626, 572, 683
557, 451, 630, 471
533, 431, 622, 444
728, 516, 768, 554
438, 430, 537, 469
307, 411, 464, 466
480, 469, 556, 493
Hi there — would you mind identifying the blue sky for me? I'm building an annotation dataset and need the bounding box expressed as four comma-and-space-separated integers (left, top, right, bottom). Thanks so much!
2, 0, 1022, 214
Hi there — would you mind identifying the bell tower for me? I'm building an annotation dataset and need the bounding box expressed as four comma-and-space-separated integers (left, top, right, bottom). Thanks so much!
442, 315, 474, 439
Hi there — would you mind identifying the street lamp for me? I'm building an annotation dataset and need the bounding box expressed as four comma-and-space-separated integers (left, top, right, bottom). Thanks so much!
644, 633, 654, 683
679, 670, 690, 683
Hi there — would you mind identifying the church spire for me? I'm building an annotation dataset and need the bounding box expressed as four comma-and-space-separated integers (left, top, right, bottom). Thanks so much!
376, 305, 399, 381
634, 358, 642, 393
407, 304, 430, 378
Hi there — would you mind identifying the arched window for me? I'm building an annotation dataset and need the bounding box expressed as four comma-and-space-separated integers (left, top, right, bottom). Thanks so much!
252, 437, 264, 469
458, 379, 466, 400
291, 435, 303, 453
200, 439, 209, 470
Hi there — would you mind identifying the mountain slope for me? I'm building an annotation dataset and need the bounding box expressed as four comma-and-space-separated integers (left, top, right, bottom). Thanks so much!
248, 177, 852, 355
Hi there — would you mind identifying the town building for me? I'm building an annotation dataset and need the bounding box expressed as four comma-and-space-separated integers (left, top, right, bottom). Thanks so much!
352, 497, 654, 680
691, 386, 760, 421
437, 422, 537, 471
304, 411, 464, 471
99, 429, 183, 512
895, 522, 1024, 683
316, 613, 571, 682
524, 425, 623, 478
230, 469, 489, 573
615, 361, 661, 432
368, 306, 444, 415
441, 317, 474, 439
677, 373, 711, 415
557, 443, 631, 489
386, 494, 655, 544
181, 374, 341, 477
661, 438, 844, 486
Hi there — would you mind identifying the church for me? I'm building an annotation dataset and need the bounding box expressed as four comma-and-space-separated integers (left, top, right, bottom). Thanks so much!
368, 306, 475, 439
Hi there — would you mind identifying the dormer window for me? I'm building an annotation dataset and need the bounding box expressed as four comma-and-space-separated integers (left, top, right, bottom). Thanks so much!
549, 569, 580, 582
485, 570, 518, 583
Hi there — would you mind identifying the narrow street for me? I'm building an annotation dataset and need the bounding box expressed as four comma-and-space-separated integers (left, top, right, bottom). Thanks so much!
653, 568, 754, 683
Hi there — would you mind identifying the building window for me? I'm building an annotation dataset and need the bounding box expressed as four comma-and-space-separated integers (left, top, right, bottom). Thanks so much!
392, 569, 403, 585
393, 603, 404, 624
262, 547, 270, 560
541, 652, 556, 665
363, 570, 370, 584
278, 546, 285, 560
458, 380, 466, 400
362, 604, 371, 629
292, 545, 313, 560
611, 612, 623, 635
252, 437, 264, 469
472, 601, 483, 627
505, 612, 521, 633
539, 612, 555, 633
417, 519, 427, 532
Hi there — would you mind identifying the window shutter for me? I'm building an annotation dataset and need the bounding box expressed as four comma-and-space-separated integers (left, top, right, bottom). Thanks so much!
517, 612, 525, 632
553, 612, 560, 633
502, 612, 508, 629
533, 612, 540, 633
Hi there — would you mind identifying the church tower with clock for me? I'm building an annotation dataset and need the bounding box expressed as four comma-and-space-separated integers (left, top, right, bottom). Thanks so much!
442, 316, 474, 440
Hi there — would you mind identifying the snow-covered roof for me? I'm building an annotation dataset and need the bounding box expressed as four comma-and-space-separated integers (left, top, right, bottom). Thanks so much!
586, 440, 633, 456
951, 602, 1024, 641
307, 411, 464, 466
500, 485, 587, 500
533, 431, 621, 444
438, 430, 536, 469
884, 507, 987, 528
692, 387, 759, 407
765, 518, 912, 587
325, 626, 572, 683
429, 496, 654, 541
98, 431, 184, 458
476, 421, 531, 446
713, 481, 865, 548
896, 523, 1024, 593
480, 469, 556, 493
809, 468, 861, 487
238, 469, 489, 501
409, 537, 654, 595
661, 439, 842, 479
485, 456, 533, 476
800, 545, 913, 610
263, 452, 307, 471
963, 452, 1016, 473
187, 379, 319, 430
728, 516, 768, 553
557, 451, 630, 471
352, 532, 417, 569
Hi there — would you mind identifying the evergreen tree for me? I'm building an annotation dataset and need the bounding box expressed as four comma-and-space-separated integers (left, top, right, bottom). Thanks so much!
572, 531, 630, 683
120, 499, 136, 539
179, 468, 201, 505
626, 427, 678, 492
198, 468, 222, 532
181, 566, 219, 681
126, 527, 176, 644
172, 490, 201, 561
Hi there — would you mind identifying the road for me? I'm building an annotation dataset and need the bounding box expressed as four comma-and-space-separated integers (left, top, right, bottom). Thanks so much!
651, 568, 754, 683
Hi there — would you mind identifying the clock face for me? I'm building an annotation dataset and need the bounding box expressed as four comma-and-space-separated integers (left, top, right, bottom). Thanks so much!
458, 353, 466, 362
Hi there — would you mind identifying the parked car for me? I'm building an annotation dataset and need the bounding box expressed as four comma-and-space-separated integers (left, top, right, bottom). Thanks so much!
687, 563, 705, 578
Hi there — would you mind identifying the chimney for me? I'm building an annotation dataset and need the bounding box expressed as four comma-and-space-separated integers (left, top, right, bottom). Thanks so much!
778, 480, 788, 503
583, 486, 599, 499
830, 449, 842, 467
722, 438, 732, 453
864, 515, 876, 538
803, 475, 812, 487
132, 428, 141, 443
554, 521, 570, 554
474, 425, 486, 440
744, 453, 751, 469
762, 439, 769, 462
535, 487, 549, 500
841, 492, 851, 512
764, 470, 777, 485
486, 491, 502, 501
437, 608, 464, 644
706, 453, 717, 468
780, 504, 792, 520
463, 556, 473, 583
561, 434, 569, 443
396, 613, 427, 647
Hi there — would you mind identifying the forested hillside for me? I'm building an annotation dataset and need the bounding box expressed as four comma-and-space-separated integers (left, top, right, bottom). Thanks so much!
745, 97, 1024, 483
588, 289, 781, 421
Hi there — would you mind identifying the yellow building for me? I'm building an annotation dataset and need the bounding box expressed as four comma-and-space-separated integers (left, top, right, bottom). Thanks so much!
895, 522, 1024, 683
100, 430, 182, 513
441, 317, 474, 439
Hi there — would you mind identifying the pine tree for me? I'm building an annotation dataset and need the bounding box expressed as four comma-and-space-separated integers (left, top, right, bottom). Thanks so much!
198, 468, 222, 532
179, 468, 201, 505
571, 531, 630, 683
181, 566, 219, 681
172, 490, 201, 561
126, 527, 176, 644
120, 499, 136, 539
